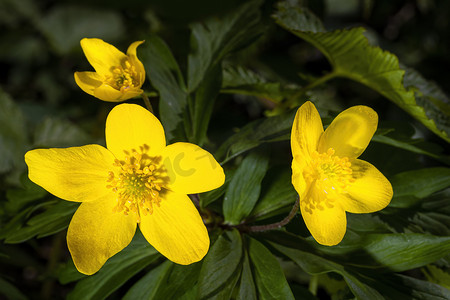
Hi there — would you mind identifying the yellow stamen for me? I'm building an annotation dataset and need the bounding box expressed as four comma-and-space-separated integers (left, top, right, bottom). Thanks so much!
302, 148, 355, 213
107, 147, 166, 222
105, 60, 139, 92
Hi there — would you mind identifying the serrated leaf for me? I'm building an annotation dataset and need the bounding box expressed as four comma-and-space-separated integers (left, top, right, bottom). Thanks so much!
123, 261, 172, 300
5, 174, 47, 213
38, 5, 124, 55
33, 117, 91, 148
274, 2, 450, 142
141, 35, 188, 141
248, 238, 294, 300
187, 0, 263, 92
223, 149, 269, 225
198, 229, 242, 299
423, 265, 450, 290
249, 167, 297, 221
221, 66, 300, 103
216, 109, 295, 163
0, 89, 27, 173
67, 232, 159, 300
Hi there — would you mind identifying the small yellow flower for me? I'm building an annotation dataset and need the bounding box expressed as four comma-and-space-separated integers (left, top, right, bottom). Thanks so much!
25, 104, 225, 275
291, 101, 393, 246
74, 38, 145, 102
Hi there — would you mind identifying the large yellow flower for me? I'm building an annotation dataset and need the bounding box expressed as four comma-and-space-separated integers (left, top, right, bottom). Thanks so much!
25, 104, 225, 275
74, 38, 145, 102
291, 101, 393, 246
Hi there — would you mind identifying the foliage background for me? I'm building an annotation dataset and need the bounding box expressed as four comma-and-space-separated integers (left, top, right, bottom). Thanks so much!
0, 0, 449, 299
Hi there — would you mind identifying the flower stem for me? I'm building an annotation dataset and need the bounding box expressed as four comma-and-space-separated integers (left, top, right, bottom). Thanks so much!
189, 193, 200, 208
309, 274, 319, 296
243, 197, 300, 232
141, 93, 154, 113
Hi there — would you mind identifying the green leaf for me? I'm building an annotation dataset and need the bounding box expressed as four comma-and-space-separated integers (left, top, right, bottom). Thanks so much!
248, 237, 294, 300
347, 233, 450, 272
200, 168, 235, 208
123, 261, 172, 300
152, 262, 202, 299
38, 5, 124, 55
221, 65, 301, 103
187, 0, 263, 92
236, 251, 257, 300
274, 2, 450, 142
223, 149, 269, 225
249, 167, 297, 221
5, 173, 47, 213
33, 117, 91, 148
67, 232, 159, 300
189, 63, 222, 146
198, 229, 243, 299
141, 35, 188, 141
4, 200, 78, 243
0, 277, 27, 300
216, 109, 295, 163
0, 89, 27, 173
391, 167, 450, 201
266, 232, 383, 299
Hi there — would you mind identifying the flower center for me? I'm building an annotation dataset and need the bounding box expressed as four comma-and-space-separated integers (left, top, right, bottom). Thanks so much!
105, 60, 139, 92
106, 146, 166, 222
302, 148, 355, 213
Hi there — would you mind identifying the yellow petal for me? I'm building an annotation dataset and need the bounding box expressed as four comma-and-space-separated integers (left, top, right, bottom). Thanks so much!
318, 106, 378, 159
291, 159, 307, 197
340, 159, 393, 213
161, 142, 225, 194
25, 145, 115, 202
80, 38, 127, 77
93, 83, 143, 102
105, 104, 166, 160
67, 198, 137, 275
300, 187, 347, 246
291, 101, 324, 161
74, 71, 102, 96
126, 40, 146, 86
139, 190, 209, 264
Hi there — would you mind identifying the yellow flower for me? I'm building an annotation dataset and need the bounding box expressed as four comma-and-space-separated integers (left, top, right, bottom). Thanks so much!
74, 38, 145, 102
291, 101, 393, 246
25, 104, 225, 275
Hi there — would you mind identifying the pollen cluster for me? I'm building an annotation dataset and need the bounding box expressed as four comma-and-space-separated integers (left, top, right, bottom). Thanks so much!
105, 60, 139, 93
302, 148, 355, 213
106, 147, 165, 222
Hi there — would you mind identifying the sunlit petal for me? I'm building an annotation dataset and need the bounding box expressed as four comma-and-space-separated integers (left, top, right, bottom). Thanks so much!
291, 101, 323, 160
80, 38, 127, 77
300, 187, 347, 246
105, 104, 166, 160
67, 198, 137, 275
139, 191, 209, 265
341, 159, 393, 213
161, 143, 225, 194
318, 106, 378, 158
291, 159, 307, 197
25, 145, 115, 202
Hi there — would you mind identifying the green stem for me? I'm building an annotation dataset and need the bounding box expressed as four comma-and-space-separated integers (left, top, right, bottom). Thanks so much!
242, 197, 299, 232
141, 93, 154, 113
